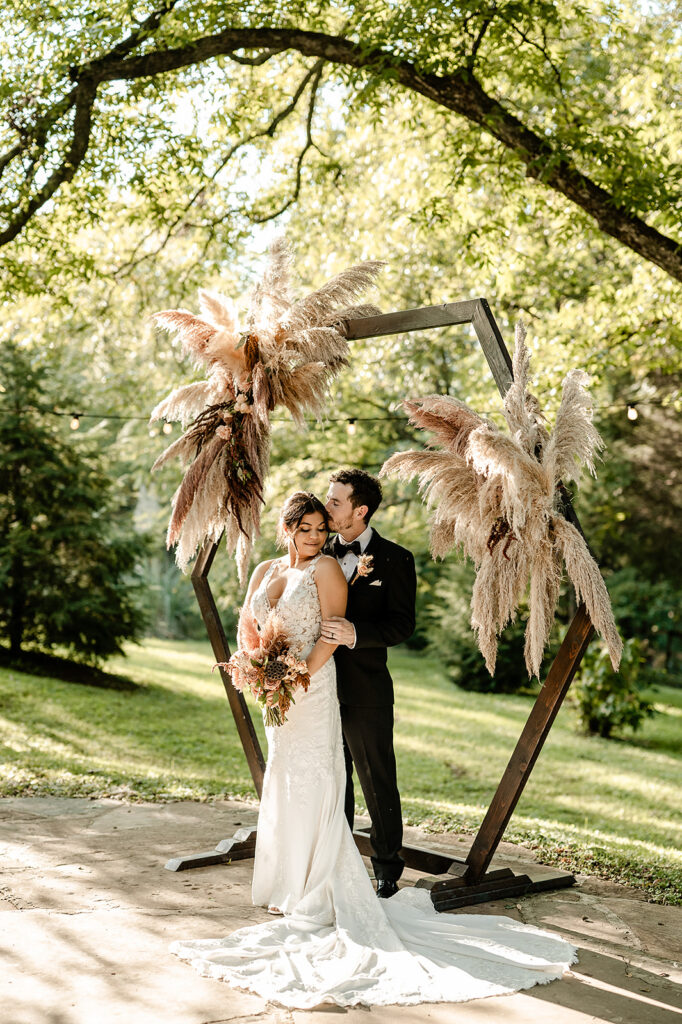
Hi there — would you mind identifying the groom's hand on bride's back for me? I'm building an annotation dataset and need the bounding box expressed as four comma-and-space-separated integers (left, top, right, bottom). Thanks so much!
321, 616, 356, 647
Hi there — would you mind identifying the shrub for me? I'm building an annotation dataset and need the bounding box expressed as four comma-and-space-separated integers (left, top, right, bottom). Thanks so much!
572, 637, 655, 737
425, 561, 558, 693
445, 620, 539, 693
0, 343, 148, 664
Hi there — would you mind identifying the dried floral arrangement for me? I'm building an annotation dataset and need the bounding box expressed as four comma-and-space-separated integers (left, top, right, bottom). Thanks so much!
381, 324, 622, 678
150, 239, 383, 583
216, 611, 310, 727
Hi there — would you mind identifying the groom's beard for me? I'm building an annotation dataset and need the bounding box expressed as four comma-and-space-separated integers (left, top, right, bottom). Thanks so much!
328, 512, 354, 534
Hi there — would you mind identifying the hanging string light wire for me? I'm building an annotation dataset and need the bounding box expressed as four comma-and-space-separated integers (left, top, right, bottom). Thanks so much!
0, 400, 671, 426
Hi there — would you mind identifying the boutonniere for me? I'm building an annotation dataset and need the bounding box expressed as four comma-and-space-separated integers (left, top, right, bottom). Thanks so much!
351, 553, 374, 585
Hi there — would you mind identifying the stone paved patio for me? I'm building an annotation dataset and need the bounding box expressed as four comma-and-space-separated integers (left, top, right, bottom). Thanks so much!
1, 797, 680, 1024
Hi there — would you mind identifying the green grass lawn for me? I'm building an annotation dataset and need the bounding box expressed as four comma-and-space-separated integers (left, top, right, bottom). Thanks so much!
1, 639, 680, 904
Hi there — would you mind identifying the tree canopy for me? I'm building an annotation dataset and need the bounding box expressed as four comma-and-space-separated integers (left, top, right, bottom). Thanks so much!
3, 1, 682, 288
0, 343, 148, 662
1, 1, 680, 679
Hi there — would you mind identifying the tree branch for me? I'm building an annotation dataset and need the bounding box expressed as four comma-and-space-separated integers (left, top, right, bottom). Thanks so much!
253, 60, 323, 224
0, 87, 79, 180
466, 16, 493, 70
0, 79, 97, 246
500, 16, 568, 105
3, 23, 682, 282
0, 1, 182, 230
69, 0, 182, 78
228, 49, 286, 66
180, 60, 324, 236
1, 2, 181, 180
113, 59, 325, 276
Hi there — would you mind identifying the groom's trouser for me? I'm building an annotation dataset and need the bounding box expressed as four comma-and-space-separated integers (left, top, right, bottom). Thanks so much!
340, 702, 404, 882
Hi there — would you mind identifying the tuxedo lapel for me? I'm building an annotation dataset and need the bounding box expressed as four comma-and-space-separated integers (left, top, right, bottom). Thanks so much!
334, 527, 416, 710
364, 528, 382, 558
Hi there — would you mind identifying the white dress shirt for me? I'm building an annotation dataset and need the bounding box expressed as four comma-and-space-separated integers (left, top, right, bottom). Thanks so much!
335, 525, 373, 582
333, 525, 373, 649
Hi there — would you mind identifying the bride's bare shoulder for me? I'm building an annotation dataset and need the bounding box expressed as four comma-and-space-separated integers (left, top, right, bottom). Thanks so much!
254, 557, 278, 573
314, 554, 345, 580
247, 558, 277, 593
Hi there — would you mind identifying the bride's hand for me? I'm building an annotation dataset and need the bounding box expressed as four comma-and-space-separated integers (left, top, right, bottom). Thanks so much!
321, 616, 356, 647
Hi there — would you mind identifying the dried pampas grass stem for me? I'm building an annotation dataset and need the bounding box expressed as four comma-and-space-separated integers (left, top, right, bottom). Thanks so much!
381, 322, 622, 677
151, 238, 384, 583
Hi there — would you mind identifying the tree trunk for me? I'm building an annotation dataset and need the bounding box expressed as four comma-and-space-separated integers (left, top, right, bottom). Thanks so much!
9, 552, 25, 658
8, 450, 27, 657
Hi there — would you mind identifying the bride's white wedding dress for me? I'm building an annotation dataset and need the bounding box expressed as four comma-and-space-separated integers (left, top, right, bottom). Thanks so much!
171, 554, 576, 1008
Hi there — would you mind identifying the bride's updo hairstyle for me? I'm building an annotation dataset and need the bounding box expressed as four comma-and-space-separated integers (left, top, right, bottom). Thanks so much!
276, 491, 330, 548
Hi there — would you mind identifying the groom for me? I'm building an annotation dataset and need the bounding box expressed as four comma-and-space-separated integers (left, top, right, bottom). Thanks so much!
321, 469, 416, 897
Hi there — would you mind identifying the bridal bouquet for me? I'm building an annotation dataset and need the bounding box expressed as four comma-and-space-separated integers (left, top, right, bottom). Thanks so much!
217, 612, 310, 726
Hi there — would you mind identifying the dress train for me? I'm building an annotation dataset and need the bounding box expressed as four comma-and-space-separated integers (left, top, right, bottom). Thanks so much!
171, 555, 576, 1007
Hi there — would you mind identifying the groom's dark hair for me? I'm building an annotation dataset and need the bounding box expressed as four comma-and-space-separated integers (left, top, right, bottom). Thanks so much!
329, 469, 382, 523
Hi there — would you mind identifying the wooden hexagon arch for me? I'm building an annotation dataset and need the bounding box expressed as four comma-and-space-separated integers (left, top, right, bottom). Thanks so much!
166, 299, 592, 910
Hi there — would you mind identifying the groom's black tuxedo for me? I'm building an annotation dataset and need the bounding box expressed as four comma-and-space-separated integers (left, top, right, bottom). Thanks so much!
329, 528, 416, 883
334, 529, 417, 706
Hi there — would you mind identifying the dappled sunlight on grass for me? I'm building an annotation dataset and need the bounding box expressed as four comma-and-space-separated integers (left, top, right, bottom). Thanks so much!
654, 702, 682, 716
1, 640, 680, 902
0, 649, 262, 802
566, 768, 681, 805
387, 648, 682, 901
549, 792, 682, 837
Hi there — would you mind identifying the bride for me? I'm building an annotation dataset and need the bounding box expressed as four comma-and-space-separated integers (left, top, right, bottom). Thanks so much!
171, 491, 577, 1008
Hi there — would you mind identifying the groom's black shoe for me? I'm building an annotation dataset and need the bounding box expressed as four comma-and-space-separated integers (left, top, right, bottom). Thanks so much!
376, 880, 399, 899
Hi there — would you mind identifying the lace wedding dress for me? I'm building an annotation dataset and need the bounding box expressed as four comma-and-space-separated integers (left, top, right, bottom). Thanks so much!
170, 554, 576, 1008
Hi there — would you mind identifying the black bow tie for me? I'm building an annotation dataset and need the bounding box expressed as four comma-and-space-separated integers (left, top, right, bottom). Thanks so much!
334, 537, 362, 558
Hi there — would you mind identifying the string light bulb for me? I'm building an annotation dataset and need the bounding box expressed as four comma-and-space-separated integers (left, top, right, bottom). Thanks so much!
149, 427, 158, 437
69, 414, 81, 430
162, 421, 173, 434
347, 418, 357, 436
627, 405, 638, 421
